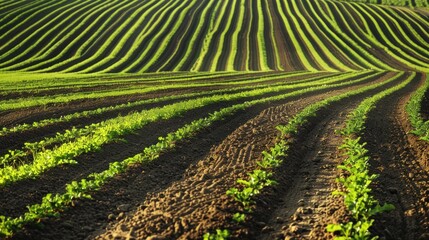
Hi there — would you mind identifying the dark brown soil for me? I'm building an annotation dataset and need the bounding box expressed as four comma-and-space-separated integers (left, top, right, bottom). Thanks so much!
0, 71, 427, 240
0, 72, 333, 159
8, 92, 323, 240
0, 71, 335, 214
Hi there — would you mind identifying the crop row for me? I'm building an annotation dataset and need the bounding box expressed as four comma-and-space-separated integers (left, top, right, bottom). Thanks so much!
406, 74, 429, 142
0, 0, 427, 72
0, 72, 331, 166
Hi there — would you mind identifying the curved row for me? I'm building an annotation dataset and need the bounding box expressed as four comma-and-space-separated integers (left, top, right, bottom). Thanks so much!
0, 0, 427, 72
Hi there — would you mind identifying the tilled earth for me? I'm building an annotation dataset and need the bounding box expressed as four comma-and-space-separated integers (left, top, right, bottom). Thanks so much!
2, 72, 428, 240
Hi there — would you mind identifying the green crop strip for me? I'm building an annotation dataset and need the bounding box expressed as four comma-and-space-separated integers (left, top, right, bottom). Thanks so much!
406, 74, 429, 142
400, 8, 429, 32
191, 0, 228, 71
61, 0, 159, 73
226, 0, 245, 71
0, 0, 35, 16
322, 0, 391, 69
154, 0, 208, 72
339, 1, 429, 72
282, 0, 338, 71
0, 73, 326, 167
349, 2, 429, 71
359, 4, 429, 62
0, 71, 383, 237
394, 8, 429, 37
0, 71, 244, 92
0, 98, 249, 237
244, 1, 252, 71
308, 0, 392, 71
0, 0, 427, 72
0, 0, 94, 66
291, 1, 353, 71
125, 0, 196, 73
290, 0, 355, 72
173, 0, 218, 71
337, 0, 428, 7
303, 0, 367, 70
1, 0, 106, 70
263, 0, 284, 71
90, 0, 182, 73
78, 0, 162, 72
0, 0, 68, 44
10, 72, 309, 96
274, 0, 317, 71
379, 7, 429, 49
327, 72, 417, 239
0, 72, 373, 184
0, 0, 56, 34
26, 1, 116, 60
256, 0, 270, 71
6, 0, 125, 72
31, 0, 144, 72
208, 0, 238, 72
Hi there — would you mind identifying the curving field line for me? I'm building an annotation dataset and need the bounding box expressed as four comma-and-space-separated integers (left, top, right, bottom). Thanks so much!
0, 0, 428, 72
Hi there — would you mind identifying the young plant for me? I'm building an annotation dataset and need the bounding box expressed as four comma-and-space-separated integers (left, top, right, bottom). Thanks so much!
203, 229, 230, 240
232, 212, 246, 223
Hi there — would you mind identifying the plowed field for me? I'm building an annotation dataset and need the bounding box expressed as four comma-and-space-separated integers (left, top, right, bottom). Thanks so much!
1, 0, 429, 239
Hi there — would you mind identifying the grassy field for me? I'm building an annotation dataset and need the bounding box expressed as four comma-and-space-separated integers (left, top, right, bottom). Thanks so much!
0, 0, 428, 239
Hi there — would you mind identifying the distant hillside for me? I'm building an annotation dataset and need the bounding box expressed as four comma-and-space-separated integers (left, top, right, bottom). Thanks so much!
0, 0, 428, 73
